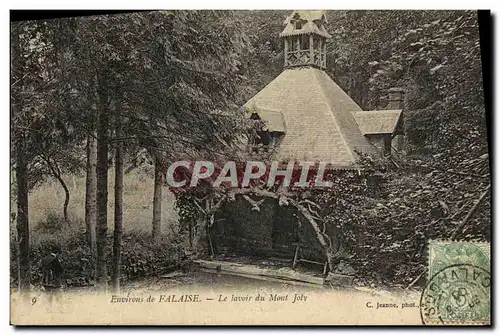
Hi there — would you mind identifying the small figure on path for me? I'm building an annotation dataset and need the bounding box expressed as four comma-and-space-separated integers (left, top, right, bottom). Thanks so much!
40, 246, 63, 302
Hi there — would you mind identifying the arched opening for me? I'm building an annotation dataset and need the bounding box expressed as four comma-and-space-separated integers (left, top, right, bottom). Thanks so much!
205, 193, 341, 273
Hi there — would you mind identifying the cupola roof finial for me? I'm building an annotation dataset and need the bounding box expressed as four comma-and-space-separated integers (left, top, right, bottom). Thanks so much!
280, 10, 331, 39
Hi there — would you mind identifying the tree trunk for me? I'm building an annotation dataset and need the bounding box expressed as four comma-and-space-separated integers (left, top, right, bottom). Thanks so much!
152, 155, 162, 240
16, 133, 30, 291
52, 167, 70, 224
95, 91, 109, 291
111, 100, 123, 292
85, 134, 97, 275
12, 26, 30, 292
287, 198, 336, 272
450, 185, 491, 239
59, 182, 70, 223
41, 156, 71, 224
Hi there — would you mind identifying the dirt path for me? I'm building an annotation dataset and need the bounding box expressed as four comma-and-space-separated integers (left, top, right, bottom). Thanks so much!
122, 270, 325, 293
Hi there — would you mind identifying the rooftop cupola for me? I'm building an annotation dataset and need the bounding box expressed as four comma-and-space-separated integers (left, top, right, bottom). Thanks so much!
279, 10, 331, 69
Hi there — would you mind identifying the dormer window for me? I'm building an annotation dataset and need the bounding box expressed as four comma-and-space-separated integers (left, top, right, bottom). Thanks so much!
249, 110, 286, 153
253, 130, 284, 153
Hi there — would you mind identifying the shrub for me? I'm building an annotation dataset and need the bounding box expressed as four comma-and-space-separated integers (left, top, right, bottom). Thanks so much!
11, 213, 187, 288
33, 211, 66, 234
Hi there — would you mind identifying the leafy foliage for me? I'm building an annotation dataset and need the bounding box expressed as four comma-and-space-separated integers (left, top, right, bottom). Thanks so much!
10, 214, 187, 288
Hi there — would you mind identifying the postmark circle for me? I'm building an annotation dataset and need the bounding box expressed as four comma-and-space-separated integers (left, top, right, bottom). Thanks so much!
419, 264, 490, 325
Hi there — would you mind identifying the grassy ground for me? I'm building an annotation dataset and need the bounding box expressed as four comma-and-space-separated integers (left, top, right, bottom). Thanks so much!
11, 170, 184, 287
27, 170, 178, 234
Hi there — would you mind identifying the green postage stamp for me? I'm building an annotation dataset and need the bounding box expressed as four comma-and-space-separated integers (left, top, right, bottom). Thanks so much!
421, 240, 491, 325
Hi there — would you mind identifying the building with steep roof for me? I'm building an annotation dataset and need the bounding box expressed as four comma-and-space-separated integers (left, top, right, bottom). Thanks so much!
244, 10, 404, 165
208, 11, 406, 272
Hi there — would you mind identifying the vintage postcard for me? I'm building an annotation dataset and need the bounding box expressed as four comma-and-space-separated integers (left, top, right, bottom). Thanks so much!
10, 9, 491, 326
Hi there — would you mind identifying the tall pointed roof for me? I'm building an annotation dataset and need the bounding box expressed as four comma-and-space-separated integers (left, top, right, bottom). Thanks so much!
244, 67, 378, 168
